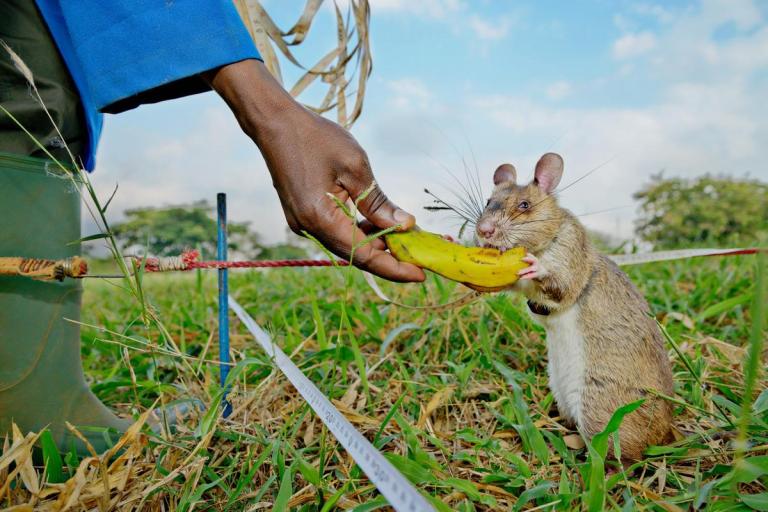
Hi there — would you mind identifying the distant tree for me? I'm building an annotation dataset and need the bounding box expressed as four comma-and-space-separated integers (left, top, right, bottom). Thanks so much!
112, 201, 262, 257
258, 243, 309, 260
634, 174, 768, 249
588, 229, 623, 253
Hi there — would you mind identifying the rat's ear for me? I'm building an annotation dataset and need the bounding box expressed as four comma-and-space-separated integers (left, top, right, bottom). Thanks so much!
493, 163, 517, 185
533, 153, 563, 194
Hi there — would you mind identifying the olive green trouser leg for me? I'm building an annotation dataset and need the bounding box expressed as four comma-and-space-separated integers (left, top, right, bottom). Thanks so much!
0, 153, 131, 455
0, 0, 87, 160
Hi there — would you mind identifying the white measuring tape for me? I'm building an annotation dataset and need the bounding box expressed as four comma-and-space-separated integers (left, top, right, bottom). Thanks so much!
610, 247, 757, 266
229, 296, 435, 512
227, 245, 760, 509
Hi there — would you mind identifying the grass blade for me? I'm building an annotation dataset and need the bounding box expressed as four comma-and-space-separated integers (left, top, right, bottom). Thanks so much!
273, 460, 294, 511
39, 430, 64, 483
736, 252, 766, 459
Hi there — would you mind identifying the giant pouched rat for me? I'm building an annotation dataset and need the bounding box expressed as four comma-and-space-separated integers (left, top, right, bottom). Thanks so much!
475, 153, 674, 461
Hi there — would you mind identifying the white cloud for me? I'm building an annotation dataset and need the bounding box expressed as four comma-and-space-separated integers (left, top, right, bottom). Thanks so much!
433, 1, 768, 239
612, 31, 658, 59
387, 78, 432, 109
91, 0, 768, 247
468, 15, 511, 41
367, 0, 463, 19
339, 0, 516, 47
467, 77, 765, 240
632, 3, 675, 24
546, 81, 572, 101
647, 2, 768, 80
612, 14, 633, 33
391, 0, 767, 239
697, 0, 763, 30
92, 102, 287, 243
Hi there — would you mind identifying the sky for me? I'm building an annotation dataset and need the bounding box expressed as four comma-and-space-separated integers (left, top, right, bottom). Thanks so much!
90, 0, 768, 245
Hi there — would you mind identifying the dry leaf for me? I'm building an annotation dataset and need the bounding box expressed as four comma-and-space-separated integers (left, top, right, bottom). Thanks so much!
12, 424, 39, 496
701, 336, 745, 364
417, 386, 455, 429
563, 433, 586, 450
285, 0, 323, 44
2, 505, 34, 512
303, 419, 315, 446
655, 501, 686, 512
332, 400, 380, 427
666, 312, 695, 330
340, 386, 357, 407
1, 40, 35, 86
234, 0, 372, 128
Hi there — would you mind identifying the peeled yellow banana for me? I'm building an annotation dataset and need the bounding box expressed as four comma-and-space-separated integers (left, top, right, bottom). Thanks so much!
385, 229, 528, 291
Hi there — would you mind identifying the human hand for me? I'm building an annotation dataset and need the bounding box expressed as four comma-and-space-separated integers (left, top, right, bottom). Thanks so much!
518, 253, 546, 280
204, 60, 425, 282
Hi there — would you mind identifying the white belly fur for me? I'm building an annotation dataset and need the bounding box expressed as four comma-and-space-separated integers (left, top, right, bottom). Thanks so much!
529, 305, 586, 427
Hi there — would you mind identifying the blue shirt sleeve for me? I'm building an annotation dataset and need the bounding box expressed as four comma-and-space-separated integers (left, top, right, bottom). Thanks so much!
35, 0, 261, 170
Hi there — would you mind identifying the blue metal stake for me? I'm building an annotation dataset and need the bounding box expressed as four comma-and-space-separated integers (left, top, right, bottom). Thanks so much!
217, 193, 232, 418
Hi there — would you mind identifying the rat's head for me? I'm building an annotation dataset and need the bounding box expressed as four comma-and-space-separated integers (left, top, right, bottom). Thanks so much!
475, 152, 565, 253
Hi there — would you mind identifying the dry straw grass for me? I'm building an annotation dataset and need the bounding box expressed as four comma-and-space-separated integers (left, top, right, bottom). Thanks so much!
1, 1, 766, 510
234, 0, 372, 129
2, 260, 766, 510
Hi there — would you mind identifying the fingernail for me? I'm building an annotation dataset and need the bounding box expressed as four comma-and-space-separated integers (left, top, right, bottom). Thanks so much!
393, 208, 413, 225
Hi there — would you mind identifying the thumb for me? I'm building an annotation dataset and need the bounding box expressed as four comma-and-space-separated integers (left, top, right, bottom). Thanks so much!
353, 181, 416, 231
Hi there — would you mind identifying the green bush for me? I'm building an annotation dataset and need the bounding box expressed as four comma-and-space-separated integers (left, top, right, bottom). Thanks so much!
112, 200, 259, 257
634, 174, 768, 249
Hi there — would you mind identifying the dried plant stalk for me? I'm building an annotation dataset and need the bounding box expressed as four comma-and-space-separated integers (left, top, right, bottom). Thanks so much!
234, 0, 372, 129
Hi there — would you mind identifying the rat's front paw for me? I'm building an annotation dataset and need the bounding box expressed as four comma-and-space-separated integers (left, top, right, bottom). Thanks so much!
518, 253, 547, 280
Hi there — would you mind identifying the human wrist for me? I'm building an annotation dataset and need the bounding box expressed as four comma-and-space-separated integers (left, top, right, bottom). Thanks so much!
205, 59, 302, 144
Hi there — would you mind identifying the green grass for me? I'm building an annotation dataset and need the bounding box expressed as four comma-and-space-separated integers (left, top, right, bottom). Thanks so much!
6, 255, 768, 510
2, 37, 757, 509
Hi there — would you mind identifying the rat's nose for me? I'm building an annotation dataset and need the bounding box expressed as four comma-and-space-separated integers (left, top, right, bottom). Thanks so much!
477, 219, 496, 239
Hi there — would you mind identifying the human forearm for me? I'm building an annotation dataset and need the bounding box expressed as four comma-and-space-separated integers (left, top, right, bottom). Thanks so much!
203, 59, 299, 145
202, 59, 424, 282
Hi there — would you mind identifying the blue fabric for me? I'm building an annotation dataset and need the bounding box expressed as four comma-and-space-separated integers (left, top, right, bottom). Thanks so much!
34, 1, 260, 171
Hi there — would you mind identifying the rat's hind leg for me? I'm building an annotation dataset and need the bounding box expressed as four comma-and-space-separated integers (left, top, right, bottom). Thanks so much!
583, 394, 672, 462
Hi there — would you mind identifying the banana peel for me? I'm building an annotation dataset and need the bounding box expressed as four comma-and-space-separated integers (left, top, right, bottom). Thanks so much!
385, 229, 528, 292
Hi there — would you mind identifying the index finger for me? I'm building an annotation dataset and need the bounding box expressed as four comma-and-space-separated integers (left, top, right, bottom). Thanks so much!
317, 209, 426, 283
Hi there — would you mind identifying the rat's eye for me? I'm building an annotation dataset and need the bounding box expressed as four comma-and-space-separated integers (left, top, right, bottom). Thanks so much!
486, 199, 491, 207
518, 200, 530, 210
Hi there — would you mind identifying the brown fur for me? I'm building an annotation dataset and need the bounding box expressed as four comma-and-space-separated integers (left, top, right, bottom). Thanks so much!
477, 154, 674, 461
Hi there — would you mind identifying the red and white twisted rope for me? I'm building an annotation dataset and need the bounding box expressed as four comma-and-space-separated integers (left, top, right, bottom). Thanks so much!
136, 247, 761, 274
138, 250, 348, 273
